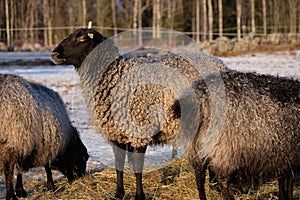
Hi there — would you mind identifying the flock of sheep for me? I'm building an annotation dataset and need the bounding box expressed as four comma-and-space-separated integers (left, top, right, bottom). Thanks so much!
0, 28, 299, 200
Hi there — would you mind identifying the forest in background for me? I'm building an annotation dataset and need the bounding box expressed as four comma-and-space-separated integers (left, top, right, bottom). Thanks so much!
0, 0, 300, 49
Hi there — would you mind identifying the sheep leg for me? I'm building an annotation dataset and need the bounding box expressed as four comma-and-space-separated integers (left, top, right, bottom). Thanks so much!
278, 170, 294, 200
45, 164, 55, 190
208, 167, 221, 192
132, 145, 147, 200
112, 141, 126, 199
127, 144, 134, 164
4, 161, 17, 200
193, 163, 207, 200
171, 143, 178, 159
219, 181, 235, 200
15, 173, 27, 198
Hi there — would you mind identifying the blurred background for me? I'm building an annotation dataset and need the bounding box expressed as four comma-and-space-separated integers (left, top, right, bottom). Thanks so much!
0, 0, 299, 54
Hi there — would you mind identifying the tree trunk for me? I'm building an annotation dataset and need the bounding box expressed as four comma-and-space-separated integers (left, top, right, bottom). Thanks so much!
156, 0, 161, 38
167, 0, 171, 29
133, 0, 140, 46
202, 0, 207, 41
133, 0, 138, 30
299, 0, 300, 33
138, 0, 143, 46
152, 0, 161, 38
250, 0, 255, 34
207, 0, 213, 42
96, 0, 104, 33
236, 0, 241, 41
262, 0, 267, 36
196, 0, 200, 43
288, 0, 297, 33
43, 0, 49, 47
111, 0, 118, 35
82, 0, 87, 27
48, 0, 53, 46
10, 0, 14, 46
48, 21, 53, 47
168, 0, 176, 45
152, 0, 157, 38
5, 0, 10, 47
218, 0, 223, 37
29, 0, 34, 44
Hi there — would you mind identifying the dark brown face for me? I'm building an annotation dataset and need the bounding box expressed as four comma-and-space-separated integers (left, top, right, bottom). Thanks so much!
51, 137, 89, 181
51, 28, 106, 68
72, 138, 89, 178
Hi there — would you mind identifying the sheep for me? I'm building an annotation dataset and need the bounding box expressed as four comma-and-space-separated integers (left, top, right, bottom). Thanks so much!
0, 73, 89, 200
51, 28, 228, 200
171, 69, 300, 200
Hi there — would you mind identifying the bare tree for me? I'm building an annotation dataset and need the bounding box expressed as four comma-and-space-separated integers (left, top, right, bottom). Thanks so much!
43, 0, 49, 47
133, 0, 138, 30
9, 0, 14, 46
250, 0, 255, 34
196, 0, 200, 43
288, 0, 298, 33
5, 0, 10, 47
133, 0, 150, 46
167, 0, 172, 29
207, 0, 213, 42
202, 0, 207, 41
167, 0, 177, 44
270, 0, 279, 33
156, 0, 161, 38
218, 0, 223, 37
111, 0, 117, 35
139, 0, 150, 44
27, 0, 35, 44
152, 0, 157, 38
262, 0, 267, 36
152, 0, 161, 38
299, 0, 300, 33
48, 0, 53, 46
133, 0, 139, 45
236, 0, 241, 41
96, 0, 104, 33
82, 0, 87, 27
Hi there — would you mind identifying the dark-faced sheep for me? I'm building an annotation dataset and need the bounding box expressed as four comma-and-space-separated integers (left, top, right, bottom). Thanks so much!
0, 74, 89, 200
172, 70, 300, 200
51, 28, 228, 200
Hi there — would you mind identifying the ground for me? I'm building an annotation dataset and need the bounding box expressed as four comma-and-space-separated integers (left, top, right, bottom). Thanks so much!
0, 48, 299, 199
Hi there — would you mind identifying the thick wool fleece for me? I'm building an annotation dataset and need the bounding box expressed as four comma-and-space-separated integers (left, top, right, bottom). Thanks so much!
0, 74, 73, 171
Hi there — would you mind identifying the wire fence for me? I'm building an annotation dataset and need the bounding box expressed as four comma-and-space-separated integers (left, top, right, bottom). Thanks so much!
0, 25, 299, 47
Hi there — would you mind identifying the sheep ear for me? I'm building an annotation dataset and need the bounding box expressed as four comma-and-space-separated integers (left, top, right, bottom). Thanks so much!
77, 35, 86, 43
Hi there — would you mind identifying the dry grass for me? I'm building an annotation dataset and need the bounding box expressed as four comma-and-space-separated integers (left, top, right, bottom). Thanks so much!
19, 159, 300, 200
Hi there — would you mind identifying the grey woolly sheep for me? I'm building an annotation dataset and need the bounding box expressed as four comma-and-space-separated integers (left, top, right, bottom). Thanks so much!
51, 28, 228, 200
172, 69, 300, 200
0, 73, 89, 200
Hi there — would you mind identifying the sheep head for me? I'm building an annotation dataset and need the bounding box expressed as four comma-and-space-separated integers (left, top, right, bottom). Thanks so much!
51, 128, 89, 182
52, 28, 106, 68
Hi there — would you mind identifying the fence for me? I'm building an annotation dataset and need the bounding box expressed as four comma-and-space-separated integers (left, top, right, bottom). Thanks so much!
0, 25, 299, 49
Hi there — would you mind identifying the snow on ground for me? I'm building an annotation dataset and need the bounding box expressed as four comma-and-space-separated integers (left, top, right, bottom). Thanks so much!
221, 50, 300, 79
0, 50, 299, 199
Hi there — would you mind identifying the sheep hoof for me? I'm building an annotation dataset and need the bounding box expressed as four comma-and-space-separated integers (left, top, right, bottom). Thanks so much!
15, 188, 27, 198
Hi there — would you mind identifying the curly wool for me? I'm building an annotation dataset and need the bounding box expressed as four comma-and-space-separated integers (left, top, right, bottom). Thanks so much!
185, 69, 300, 188
77, 48, 228, 147
0, 74, 73, 171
